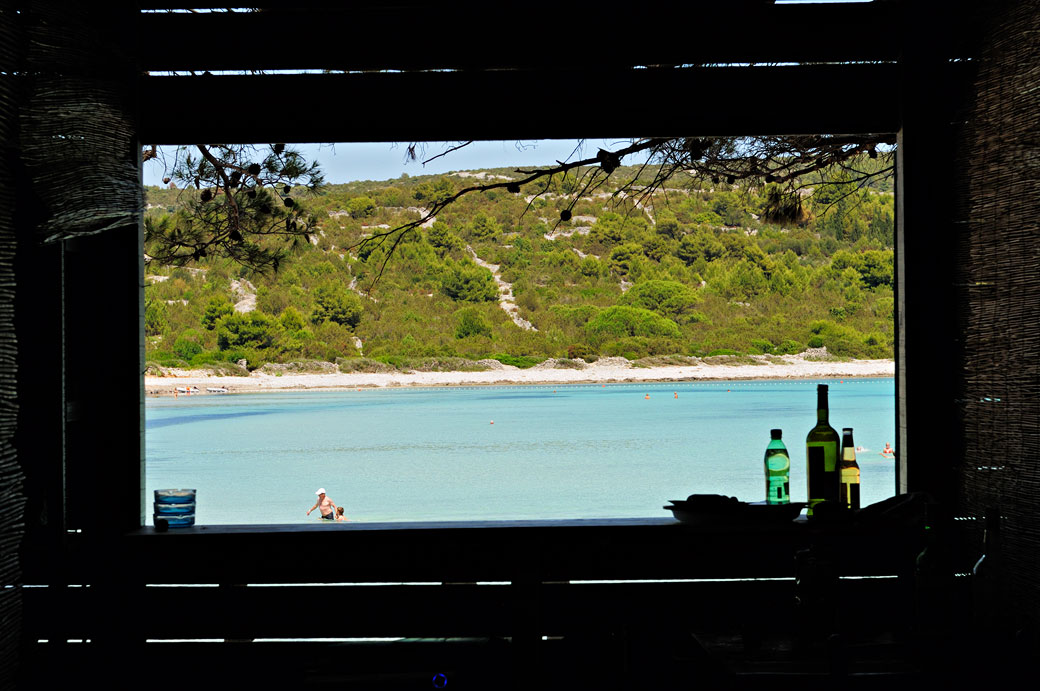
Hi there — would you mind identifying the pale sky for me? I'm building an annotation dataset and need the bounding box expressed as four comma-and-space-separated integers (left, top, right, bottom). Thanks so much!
143, 139, 649, 187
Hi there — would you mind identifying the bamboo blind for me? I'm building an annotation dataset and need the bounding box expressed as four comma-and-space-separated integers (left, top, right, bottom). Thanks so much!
953, 0, 1040, 628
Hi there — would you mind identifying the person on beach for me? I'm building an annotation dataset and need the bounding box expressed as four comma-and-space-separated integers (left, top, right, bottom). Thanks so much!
335, 506, 349, 522
307, 488, 337, 520
881, 442, 895, 456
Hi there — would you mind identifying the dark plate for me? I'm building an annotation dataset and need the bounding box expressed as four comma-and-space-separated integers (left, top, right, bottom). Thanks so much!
664, 501, 805, 525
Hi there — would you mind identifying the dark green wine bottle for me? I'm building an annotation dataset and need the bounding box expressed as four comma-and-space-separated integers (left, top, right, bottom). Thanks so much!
806, 384, 840, 515
839, 428, 861, 510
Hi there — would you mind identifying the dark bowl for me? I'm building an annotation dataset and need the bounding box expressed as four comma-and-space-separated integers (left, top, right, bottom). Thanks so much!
665, 501, 805, 525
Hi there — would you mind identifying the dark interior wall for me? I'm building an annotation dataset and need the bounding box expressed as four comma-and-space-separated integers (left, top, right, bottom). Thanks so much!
953, 1, 1040, 632
1, 4, 142, 686
0, 8, 25, 688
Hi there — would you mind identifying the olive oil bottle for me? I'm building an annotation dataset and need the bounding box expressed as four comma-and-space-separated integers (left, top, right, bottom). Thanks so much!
806, 384, 840, 515
764, 429, 791, 505
839, 428, 861, 509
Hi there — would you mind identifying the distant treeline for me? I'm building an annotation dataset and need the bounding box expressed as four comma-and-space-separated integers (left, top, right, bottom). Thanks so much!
144, 161, 894, 371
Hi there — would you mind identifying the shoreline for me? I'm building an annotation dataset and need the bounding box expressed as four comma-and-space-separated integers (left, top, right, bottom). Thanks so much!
145, 355, 895, 396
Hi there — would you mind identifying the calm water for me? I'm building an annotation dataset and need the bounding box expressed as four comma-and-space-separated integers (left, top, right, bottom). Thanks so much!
145, 378, 896, 525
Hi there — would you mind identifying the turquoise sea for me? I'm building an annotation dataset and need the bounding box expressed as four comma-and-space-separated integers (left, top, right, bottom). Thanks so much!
145, 378, 896, 525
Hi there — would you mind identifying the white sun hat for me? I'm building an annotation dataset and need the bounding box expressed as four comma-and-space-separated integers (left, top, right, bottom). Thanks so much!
315, 488, 326, 495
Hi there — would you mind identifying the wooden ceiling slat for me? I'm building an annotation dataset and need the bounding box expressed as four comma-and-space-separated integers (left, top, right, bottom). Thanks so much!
137, 3, 901, 73
139, 63, 900, 144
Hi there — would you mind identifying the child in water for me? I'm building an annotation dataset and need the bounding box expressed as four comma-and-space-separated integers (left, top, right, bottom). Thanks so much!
335, 506, 349, 522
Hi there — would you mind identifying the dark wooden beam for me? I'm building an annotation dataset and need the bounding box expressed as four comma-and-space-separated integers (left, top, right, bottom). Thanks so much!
140, 63, 900, 144
894, 6, 961, 507
23, 577, 908, 640
59, 518, 920, 585
137, 3, 901, 73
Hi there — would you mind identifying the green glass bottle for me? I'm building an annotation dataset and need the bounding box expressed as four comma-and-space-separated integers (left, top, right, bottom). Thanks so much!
806, 384, 840, 515
839, 428, 861, 510
764, 429, 791, 505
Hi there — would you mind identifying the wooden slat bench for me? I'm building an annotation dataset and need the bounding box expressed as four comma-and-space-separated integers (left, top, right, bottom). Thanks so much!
22, 516, 930, 688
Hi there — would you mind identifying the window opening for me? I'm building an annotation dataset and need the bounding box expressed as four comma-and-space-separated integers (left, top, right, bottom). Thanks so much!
142, 138, 896, 526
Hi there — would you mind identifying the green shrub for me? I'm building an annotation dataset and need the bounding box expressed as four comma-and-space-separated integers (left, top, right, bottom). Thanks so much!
397, 357, 489, 372
608, 243, 643, 276
549, 304, 600, 327
807, 319, 878, 357
602, 337, 650, 360
173, 329, 204, 360
618, 280, 700, 322
454, 306, 493, 339
553, 358, 587, 369
579, 257, 602, 277
491, 354, 542, 368
184, 347, 264, 370
749, 338, 775, 355
775, 339, 804, 355
148, 348, 175, 362
147, 348, 188, 368
703, 354, 760, 366
196, 361, 250, 376
374, 354, 409, 369
426, 221, 464, 253
336, 357, 396, 373
346, 195, 376, 218
144, 297, 169, 337
567, 343, 598, 362
468, 212, 501, 241
280, 306, 307, 331
692, 210, 723, 225
216, 312, 281, 350
311, 283, 363, 328
585, 306, 681, 344
186, 350, 225, 367
202, 298, 234, 330
441, 259, 498, 302
631, 355, 699, 368
259, 360, 338, 374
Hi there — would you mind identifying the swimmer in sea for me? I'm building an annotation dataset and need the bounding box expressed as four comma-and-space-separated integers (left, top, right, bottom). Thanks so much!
335, 506, 349, 522
306, 488, 338, 520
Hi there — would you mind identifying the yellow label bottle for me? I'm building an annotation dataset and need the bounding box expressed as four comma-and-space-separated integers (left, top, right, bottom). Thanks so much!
839, 427, 861, 509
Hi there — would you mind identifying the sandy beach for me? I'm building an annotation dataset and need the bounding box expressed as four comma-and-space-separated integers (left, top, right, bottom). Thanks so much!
145, 354, 895, 396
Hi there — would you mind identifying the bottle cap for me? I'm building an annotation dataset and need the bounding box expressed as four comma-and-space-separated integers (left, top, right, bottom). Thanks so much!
843, 428, 853, 433
770, 429, 782, 439
818, 384, 828, 391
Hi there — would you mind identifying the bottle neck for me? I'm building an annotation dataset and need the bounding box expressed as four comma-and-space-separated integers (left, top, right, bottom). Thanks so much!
817, 391, 829, 424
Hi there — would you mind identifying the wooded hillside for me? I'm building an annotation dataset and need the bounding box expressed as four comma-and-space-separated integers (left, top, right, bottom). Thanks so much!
144, 161, 894, 373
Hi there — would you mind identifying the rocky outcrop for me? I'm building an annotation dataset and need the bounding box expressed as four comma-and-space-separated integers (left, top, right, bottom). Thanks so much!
466, 245, 537, 331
